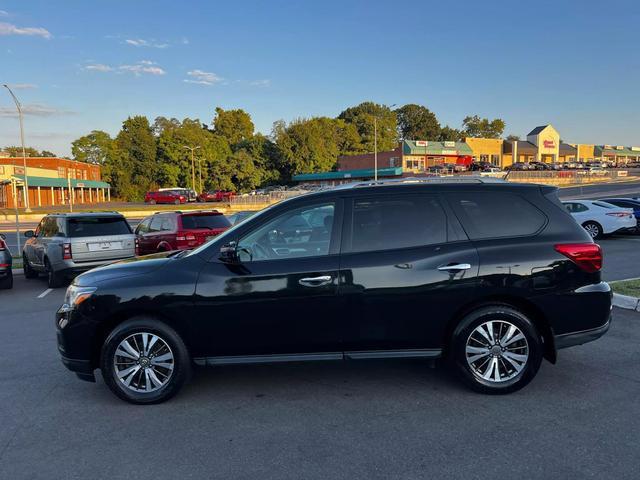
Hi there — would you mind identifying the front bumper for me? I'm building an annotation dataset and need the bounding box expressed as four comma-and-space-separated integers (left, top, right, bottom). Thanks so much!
555, 317, 611, 349
60, 355, 96, 382
56, 305, 97, 382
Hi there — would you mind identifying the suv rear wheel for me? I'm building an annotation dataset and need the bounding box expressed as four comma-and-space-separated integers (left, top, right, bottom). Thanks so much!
23, 254, 38, 279
100, 317, 191, 404
451, 306, 543, 394
45, 258, 65, 288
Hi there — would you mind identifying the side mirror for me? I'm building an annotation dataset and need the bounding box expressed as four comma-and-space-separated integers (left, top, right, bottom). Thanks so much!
219, 242, 240, 264
24, 230, 34, 238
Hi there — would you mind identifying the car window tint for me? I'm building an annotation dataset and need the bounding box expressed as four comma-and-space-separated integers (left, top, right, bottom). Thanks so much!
350, 195, 447, 253
136, 218, 151, 234
160, 217, 175, 231
448, 192, 546, 239
67, 217, 131, 237
237, 203, 335, 262
181, 215, 231, 230
593, 201, 615, 209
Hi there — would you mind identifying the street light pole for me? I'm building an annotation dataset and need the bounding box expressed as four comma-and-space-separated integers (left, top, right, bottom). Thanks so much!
3, 84, 31, 212
374, 117, 378, 182
183, 145, 201, 192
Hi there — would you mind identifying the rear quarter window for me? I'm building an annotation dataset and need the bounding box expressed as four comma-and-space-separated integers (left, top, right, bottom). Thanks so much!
447, 191, 547, 240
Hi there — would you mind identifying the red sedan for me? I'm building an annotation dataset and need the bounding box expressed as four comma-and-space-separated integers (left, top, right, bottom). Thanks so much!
145, 190, 187, 205
135, 210, 231, 255
197, 190, 235, 202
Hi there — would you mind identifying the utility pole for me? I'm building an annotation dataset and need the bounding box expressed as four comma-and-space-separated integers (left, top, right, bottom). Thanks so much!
4, 84, 31, 212
374, 117, 378, 182
183, 145, 201, 192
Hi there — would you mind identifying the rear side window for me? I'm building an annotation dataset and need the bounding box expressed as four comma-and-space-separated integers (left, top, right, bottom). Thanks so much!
447, 192, 546, 240
67, 217, 132, 237
349, 195, 447, 253
181, 214, 231, 230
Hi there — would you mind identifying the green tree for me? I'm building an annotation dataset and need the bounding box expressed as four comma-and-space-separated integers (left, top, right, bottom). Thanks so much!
114, 116, 157, 200
505, 134, 520, 142
437, 126, 464, 142
337, 102, 397, 152
71, 130, 114, 164
212, 107, 255, 146
462, 115, 506, 139
395, 104, 441, 140
3, 146, 41, 157
40, 150, 56, 157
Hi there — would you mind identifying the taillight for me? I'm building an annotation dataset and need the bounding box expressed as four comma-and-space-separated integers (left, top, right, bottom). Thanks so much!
606, 212, 632, 217
554, 243, 602, 273
62, 243, 72, 260
0, 240, 5, 251
135, 238, 140, 256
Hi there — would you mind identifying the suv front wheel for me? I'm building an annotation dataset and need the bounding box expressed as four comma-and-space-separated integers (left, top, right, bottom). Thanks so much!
100, 317, 191, 404
451, 306, 543, 394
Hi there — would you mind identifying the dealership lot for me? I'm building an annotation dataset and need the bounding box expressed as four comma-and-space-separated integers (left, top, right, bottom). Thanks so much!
0, 274, 639, 479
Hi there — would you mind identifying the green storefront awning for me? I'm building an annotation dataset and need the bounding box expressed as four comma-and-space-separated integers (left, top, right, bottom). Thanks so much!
403, 140, 473, 156
293, 167, 403, 182
11, 175, 110, 188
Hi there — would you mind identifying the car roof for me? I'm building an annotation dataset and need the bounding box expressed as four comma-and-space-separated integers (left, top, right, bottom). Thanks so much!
47, 212, 124, 218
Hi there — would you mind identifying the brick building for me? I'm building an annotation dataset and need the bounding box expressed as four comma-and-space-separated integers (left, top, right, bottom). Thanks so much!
0, 157, 110, 209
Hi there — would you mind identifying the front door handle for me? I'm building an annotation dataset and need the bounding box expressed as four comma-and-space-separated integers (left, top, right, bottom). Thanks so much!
299, 275, 333, 287
437, 263, 471, 272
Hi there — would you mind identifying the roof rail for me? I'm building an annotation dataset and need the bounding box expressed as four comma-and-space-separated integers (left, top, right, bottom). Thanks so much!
340, 176, 509, 189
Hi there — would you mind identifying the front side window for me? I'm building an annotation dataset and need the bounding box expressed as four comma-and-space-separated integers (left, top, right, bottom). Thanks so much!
149, 216, 164, 232
349, 195, 447, 253
237, 203, 335, 262
136, 218, 151, 234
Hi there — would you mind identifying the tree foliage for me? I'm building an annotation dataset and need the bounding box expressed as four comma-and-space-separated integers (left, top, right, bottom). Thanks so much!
2, 146, 47, 157
462, 115, 506, 139
71, 130, 114, 165
212, 107, 254, 146
338, 102, 397, 152
396, 104, 441, 141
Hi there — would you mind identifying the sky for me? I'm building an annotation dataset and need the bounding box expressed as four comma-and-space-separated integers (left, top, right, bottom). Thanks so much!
0, 0, 639, 156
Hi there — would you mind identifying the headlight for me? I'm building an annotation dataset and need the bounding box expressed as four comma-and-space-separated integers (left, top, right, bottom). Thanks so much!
64, 285, 97, 308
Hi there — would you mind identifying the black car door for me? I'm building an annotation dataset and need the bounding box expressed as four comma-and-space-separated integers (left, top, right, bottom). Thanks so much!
192, 198, 345, 359
339, 193, 479, 355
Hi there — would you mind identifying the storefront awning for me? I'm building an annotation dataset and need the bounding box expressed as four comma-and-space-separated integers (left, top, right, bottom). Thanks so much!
10, 175, 110, 188
293, 167, 403, 182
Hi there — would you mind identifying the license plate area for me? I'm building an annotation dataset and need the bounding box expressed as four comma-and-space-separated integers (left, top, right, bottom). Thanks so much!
88, 241, 122, 251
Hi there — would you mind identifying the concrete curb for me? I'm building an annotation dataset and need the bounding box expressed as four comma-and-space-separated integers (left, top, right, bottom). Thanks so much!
612, 293, 640, 311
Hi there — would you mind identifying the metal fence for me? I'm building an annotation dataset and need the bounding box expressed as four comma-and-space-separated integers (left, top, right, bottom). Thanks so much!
503, 169, 628, 184
228, 190, 308, 205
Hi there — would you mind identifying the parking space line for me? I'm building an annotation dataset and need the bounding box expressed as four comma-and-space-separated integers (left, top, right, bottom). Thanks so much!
37, 288, 53, 299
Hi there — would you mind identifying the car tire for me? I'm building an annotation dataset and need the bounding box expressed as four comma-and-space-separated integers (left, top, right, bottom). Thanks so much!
45, 258, 65, 288
23, 254, 38, 279
450, 305, 543, 395
0, 270, 13, 289
100, 317, 191, 404
582, 221, 603, 239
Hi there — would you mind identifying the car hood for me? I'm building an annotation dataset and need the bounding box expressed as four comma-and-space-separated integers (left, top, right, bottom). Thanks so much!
74, 251, 178, 286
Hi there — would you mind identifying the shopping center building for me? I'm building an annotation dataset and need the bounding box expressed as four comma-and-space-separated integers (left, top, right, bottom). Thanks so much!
0, 156, 110, 209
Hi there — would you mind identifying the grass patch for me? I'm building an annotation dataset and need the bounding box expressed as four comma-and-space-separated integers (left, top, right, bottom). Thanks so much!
610, 279, 640, 298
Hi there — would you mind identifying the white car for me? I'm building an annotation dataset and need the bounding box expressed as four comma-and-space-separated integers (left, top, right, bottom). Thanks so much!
562, 200, 635, 239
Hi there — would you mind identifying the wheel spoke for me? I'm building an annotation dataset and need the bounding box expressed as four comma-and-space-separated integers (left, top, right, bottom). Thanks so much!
503, 332, 525, 347
119, 340, 140, 359
147, 369, 164, 388
502, 353, 525, 373
146, 335, 159, 356
150, 361, 174, 370
152, 352, 173, 362
503, 351, 528, 364
467, 352, 490, 364
113, 332, 174, 393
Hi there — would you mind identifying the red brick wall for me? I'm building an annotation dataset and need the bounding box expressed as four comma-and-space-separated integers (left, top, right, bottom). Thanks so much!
337, 147, 402, 171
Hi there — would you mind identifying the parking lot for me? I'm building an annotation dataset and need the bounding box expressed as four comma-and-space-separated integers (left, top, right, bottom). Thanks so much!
0, 260, 639, 479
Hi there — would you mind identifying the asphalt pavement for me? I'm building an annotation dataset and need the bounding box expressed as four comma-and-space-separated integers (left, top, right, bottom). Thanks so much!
0, 275, 639, 479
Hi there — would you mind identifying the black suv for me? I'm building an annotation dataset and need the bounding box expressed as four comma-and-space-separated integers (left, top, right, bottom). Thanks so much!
56, 179, 611, 404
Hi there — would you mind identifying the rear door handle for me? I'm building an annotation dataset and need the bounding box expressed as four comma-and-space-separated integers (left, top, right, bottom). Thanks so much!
437, 263, 472, 272
299, 275, 333, 287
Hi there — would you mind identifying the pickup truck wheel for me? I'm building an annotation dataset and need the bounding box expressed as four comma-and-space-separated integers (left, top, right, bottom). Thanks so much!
451, 306, 543, 394
101, 317, 191, 404
23, 254, 38, 278
45, 258, 65, 288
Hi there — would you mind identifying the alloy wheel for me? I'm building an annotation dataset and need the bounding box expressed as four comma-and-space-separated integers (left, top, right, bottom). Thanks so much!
465, 320, 529, 383
584, 224, 599, 238
113, 332, 174, 393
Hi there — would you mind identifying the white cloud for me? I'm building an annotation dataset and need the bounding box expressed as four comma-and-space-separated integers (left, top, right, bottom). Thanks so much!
84, 63, 113, 72
0, 21, 51, 39
0, 104, 73, 117
181, 37, 189, 45
125, 38, 168, 49
184, 70, 222, 86
83, 61, 165, 76
249, 79, 271, 87
119, 63, 166, 76
7, 83, 37, 89
0, 10, 8, 17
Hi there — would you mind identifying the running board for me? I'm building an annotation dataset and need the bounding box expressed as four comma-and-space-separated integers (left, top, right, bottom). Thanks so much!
193, 349, 441, 366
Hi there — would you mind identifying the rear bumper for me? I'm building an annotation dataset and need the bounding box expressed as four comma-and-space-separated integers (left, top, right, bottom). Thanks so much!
555, 317, 611, 349
54, 255, 135, 276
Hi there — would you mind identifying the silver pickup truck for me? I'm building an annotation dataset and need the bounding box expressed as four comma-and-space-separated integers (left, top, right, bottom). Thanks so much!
22, 212, 136, 288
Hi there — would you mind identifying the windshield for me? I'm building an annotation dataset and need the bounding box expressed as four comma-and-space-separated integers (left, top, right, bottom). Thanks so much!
67, 217, 132, 237
181, 214, 231, 229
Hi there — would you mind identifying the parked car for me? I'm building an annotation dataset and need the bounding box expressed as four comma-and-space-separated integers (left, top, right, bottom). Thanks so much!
599, 198, 640, 232
469, 161, 493, 172
507, 162, 530, 171
589, 166, 607, 175
562, 200, 635, 239
145, 190, 187, 205
23, 213, 136, 288
159, 188, 197, 203
0, 233, 13, 289
226, 210, 256, 225
56, 178, 612, 404
135, 210, 232, 255
197, 190, 235, 202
